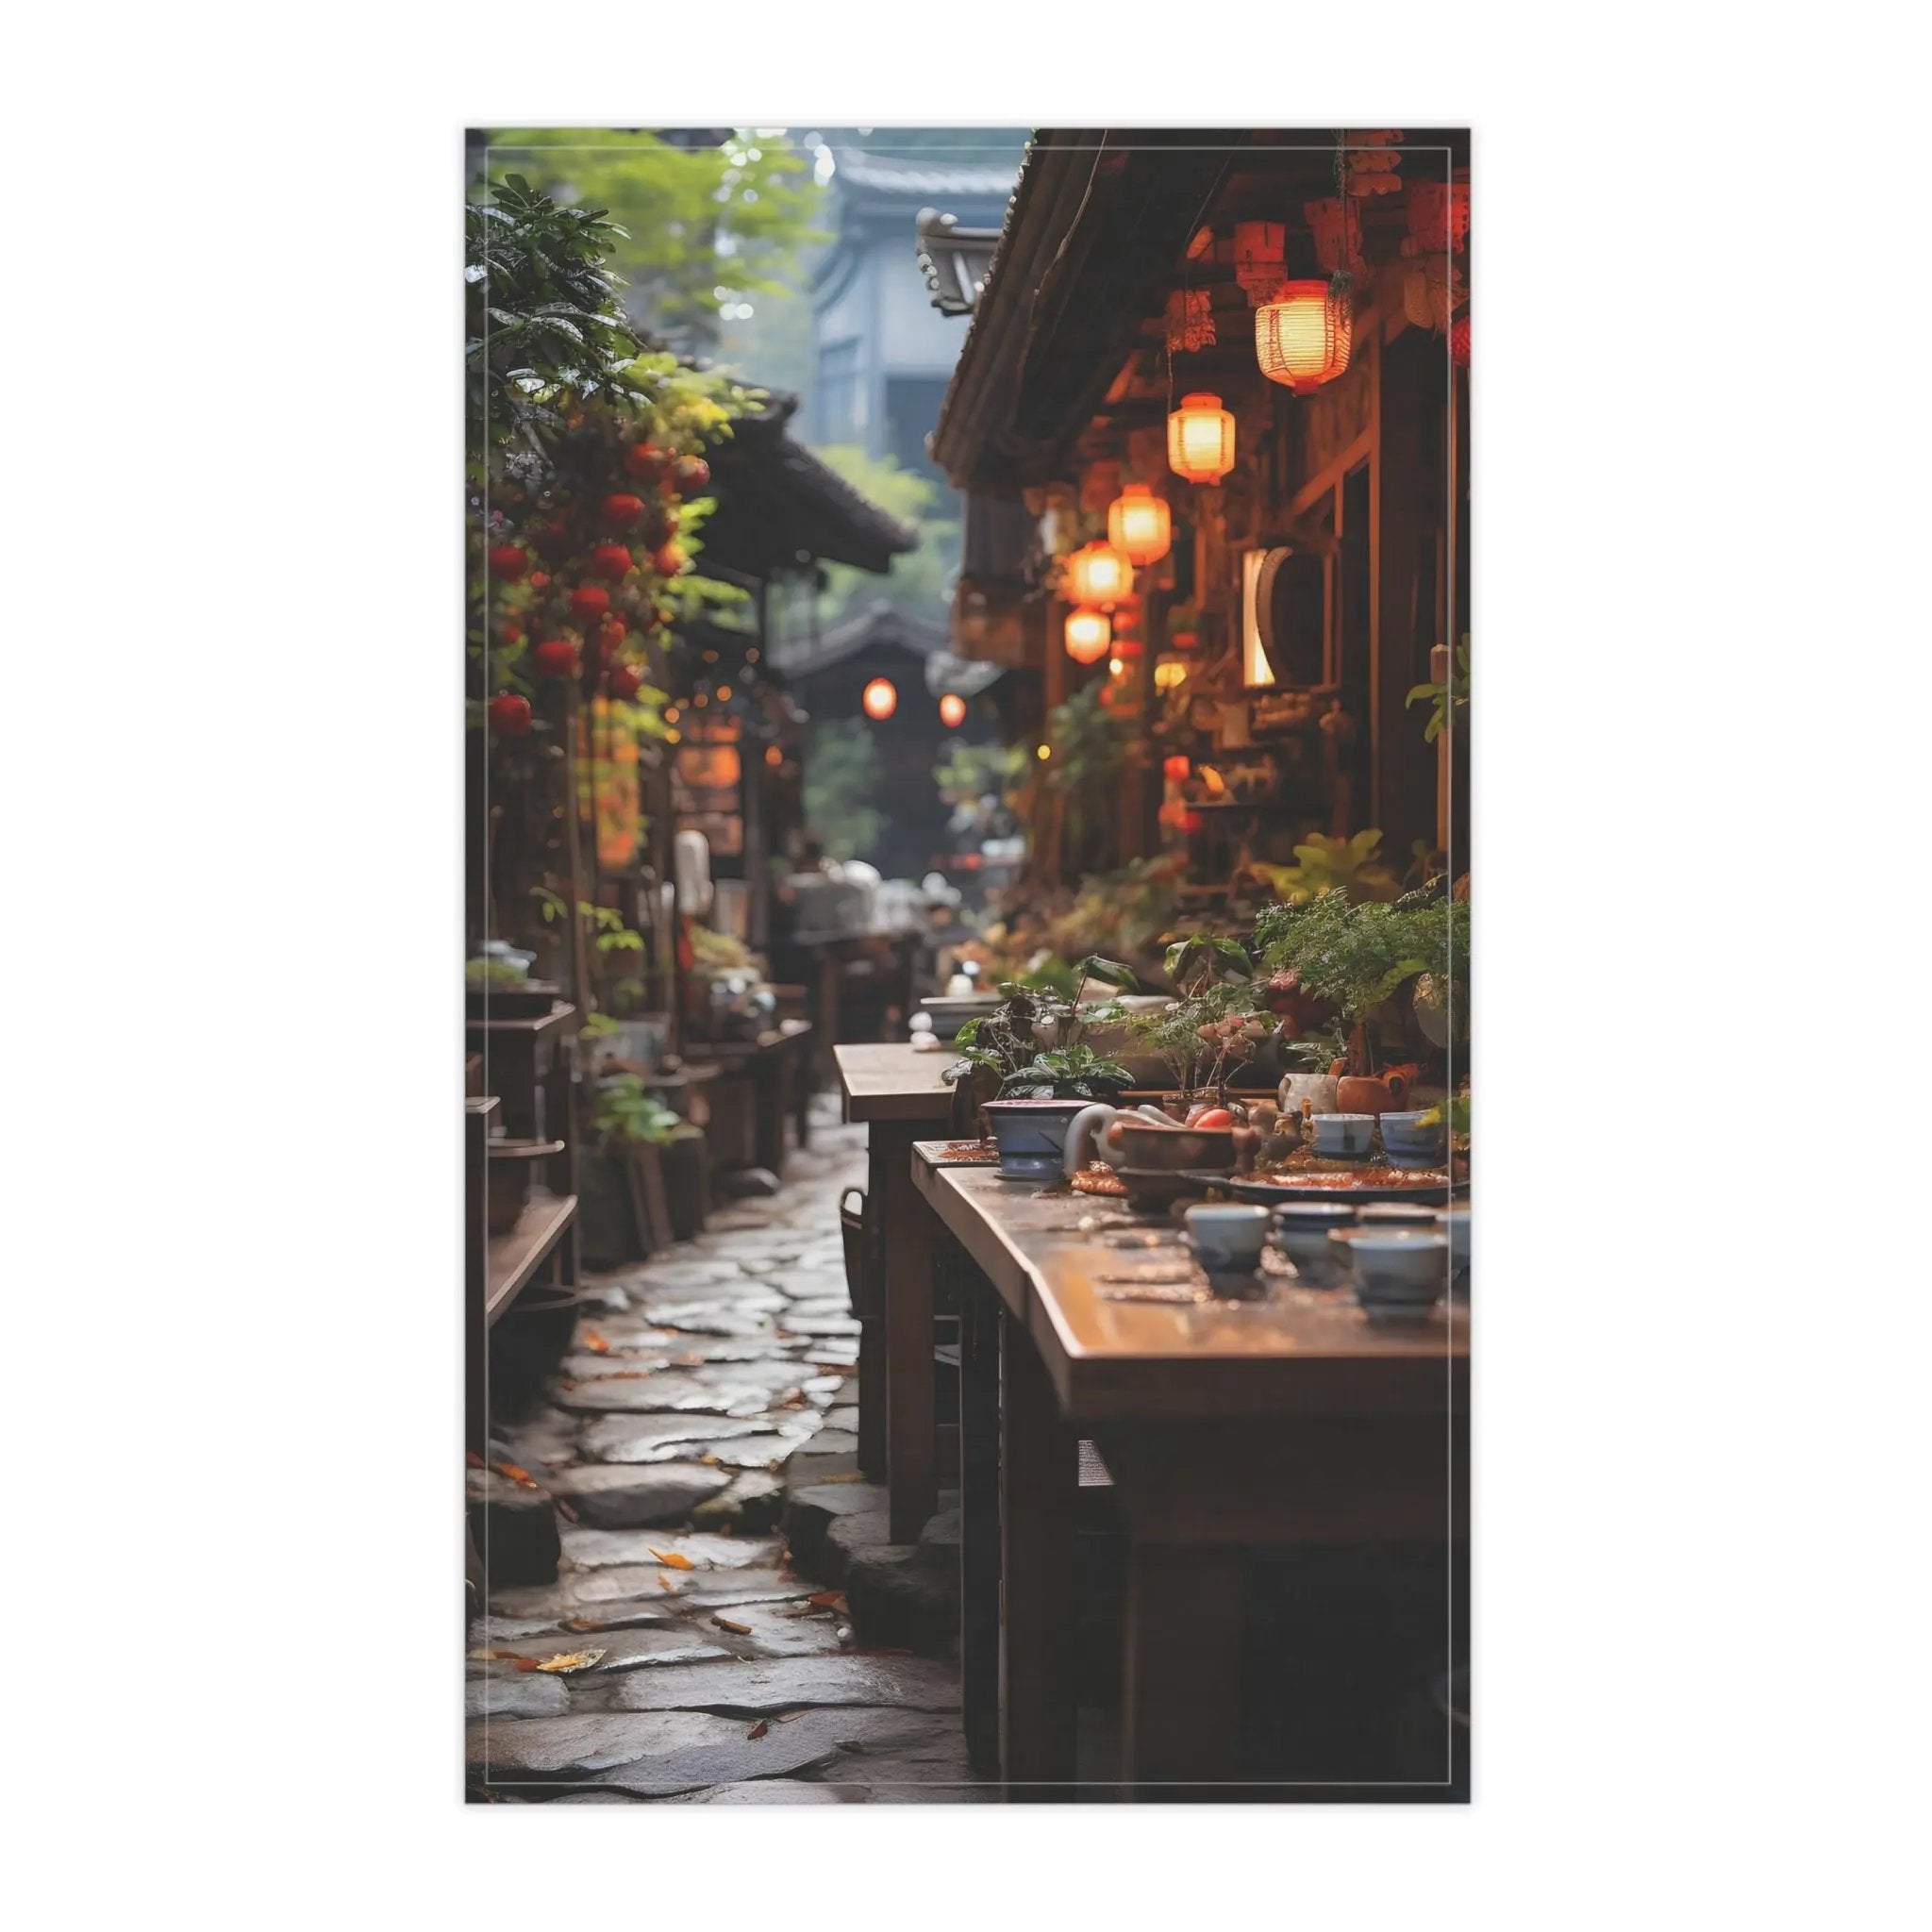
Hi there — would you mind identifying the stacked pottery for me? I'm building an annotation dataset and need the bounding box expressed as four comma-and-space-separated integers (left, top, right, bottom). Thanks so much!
1327, 1226, 1450, 1323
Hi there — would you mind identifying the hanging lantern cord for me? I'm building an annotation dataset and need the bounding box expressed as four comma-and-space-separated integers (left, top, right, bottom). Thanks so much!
1330, 128, 1354, 303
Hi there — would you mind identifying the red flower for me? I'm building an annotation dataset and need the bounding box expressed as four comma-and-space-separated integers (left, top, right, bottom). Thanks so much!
498, 616, 525, 647
568, 585, 610, 625
487, 544, 527, 581
651, 541, 686, 577
625, 443, 672, 483
529, 570, 550, 591
589, 543, 635, 583
488, 693, 532, 735
596, 619, 628, 662
675, 456, 710, 493
608, 661, 644, 701
600, 492, 646, 531
531, 639, 578, 678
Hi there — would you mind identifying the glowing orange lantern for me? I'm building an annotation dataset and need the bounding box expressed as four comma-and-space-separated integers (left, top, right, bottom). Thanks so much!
1064, 541, 1132, 608
1064, 608, 1112, 664
1167, 392, 1236, 486
1256, 280, 1353, 394
861, 676, 897, 720
1163, 755, 1191, 783
939, 691, 967, 728
1153, 656, 1188, 691
1107, 485, 1172, 566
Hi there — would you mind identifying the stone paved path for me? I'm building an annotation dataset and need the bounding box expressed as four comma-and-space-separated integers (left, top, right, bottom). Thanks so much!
467, 1097, 985, 1804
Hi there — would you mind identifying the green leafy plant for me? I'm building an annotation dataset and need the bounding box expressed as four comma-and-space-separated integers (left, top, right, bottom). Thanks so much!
1254, 886, 1469, 1074
465, 957, 529, 988
1250, 829, 1401, 906
592, 1074, 680, 1147
1407, 636, 1471, 743
1127, 934, 1263, 1104
947, 955, 1139, 1096
996, 1043, 1135, 1101
1416, 1091, 1470, 1137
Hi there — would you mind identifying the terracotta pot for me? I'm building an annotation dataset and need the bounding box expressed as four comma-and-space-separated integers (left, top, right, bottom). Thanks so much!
1336, 1071, 1410, 1115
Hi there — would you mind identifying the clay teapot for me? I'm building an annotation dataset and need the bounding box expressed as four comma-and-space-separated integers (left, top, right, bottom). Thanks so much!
1335, 1069, 1411, 1116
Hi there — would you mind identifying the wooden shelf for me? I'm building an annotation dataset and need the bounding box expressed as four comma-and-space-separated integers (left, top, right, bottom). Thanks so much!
484, 1191, 576, 1326
466, 1000, 577, 1040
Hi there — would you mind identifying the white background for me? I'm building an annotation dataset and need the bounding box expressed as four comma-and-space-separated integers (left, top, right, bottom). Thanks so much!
3, 8, 1925, 1924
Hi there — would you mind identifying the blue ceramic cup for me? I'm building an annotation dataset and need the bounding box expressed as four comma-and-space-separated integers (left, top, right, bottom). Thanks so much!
1311, 1112, 1375, 1158
1184, 1203, 1271, 1275
1378, 1109, 1447, 1170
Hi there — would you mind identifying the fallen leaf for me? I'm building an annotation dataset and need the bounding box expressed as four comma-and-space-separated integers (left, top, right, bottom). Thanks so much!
648, 1547, 696, 1571
712, 1616, 753, 1635
746, 1719, 769, 1740
534, 1649, 607, 1674
490, 1461, 540, 1490
467, 1648, 522, 1662
698, 1455, 721, 1467
511, 1657, 542, 1673
563, 1618, 601, 1632
582, 1330, 611, 1355
808, 1591, 846, 1611
774, 1709, 808, 1724
656, 1574, 679, 1594
464, 1451, 486, 1469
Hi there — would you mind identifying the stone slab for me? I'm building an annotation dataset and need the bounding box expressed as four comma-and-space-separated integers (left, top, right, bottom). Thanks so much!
610, 1654, 961, 1716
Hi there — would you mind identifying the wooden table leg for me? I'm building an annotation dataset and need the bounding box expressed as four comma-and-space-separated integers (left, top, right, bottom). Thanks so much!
878, 1121, 937, 1541
958, 1264, 1001, 1777
1000, 1306, 1078, 1798
1122, 1542, 1246, 1798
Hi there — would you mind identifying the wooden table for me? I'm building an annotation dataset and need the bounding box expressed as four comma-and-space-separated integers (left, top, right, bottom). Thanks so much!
832, 1043, 959, 1537
912, 1148, 1470, 1798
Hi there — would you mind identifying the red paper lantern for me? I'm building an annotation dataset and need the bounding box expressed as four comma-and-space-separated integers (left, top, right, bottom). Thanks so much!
625, 443, 672, 482
675, 455, 711, 493
1064, 608, 1111, 665
530, 639, 578, 678
1256, 281, 1353, 394
1107, 485, 1172, 566
939, 692, 967, 728
488, 693, 532, 735
862, 677, 897, 721
568, 585, 609, 625
1167, 393, 1236, 486
608, 661, 644, 701
1163, 755, 1191, 783
589, 543, 635, 583
600, 493, 646, 531
487, 543, 527, 581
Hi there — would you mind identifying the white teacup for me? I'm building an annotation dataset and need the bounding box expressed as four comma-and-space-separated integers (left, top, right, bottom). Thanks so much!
1184, 1203, 1271, 1275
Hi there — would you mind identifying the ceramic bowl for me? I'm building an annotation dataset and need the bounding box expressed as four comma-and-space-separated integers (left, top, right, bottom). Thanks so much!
981, 1098, 1091, 1180
1311, 1112, 1375, 1158
1357, 1202, 1442, 1227
1329, 1226, 1450, 1321
1378, 1108, 1447, 1170
1437, 1202, 1471, 1291
1271, 1201, 1358, 1285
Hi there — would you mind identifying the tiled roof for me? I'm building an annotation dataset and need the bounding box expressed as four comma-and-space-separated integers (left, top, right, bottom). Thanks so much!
834, 151, 1016, 200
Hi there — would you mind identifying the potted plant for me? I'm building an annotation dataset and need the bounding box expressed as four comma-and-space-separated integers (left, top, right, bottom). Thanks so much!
1125, 934, 1268, 1119
1254, 881, 1470, 1113
578, 1073, 682, 1261
946, 955, 1139, 1176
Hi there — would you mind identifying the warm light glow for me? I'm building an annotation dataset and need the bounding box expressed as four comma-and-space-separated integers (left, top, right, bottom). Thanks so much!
1108, 484, 1172, 565
1167, 392, 1236, 485
1241, 548, 1278, 689
1064, 541, 1132, 608
764, 744, 783, 767
1256, 280, 1353, 394
1163, 754, 1191, 782
716, 685, 733, 703
1063, 608, 1112, 664
1036, 742, 1052, 760
861, 676, 898, 721
1108, 657, 1125, 676
939, 692, 967, 728
1154, 657, 1188, 691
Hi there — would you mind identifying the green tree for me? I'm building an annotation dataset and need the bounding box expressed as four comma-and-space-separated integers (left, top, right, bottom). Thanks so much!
811, 445, 959, 628
475, 129, 825, 353
802, 718, 887, 862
